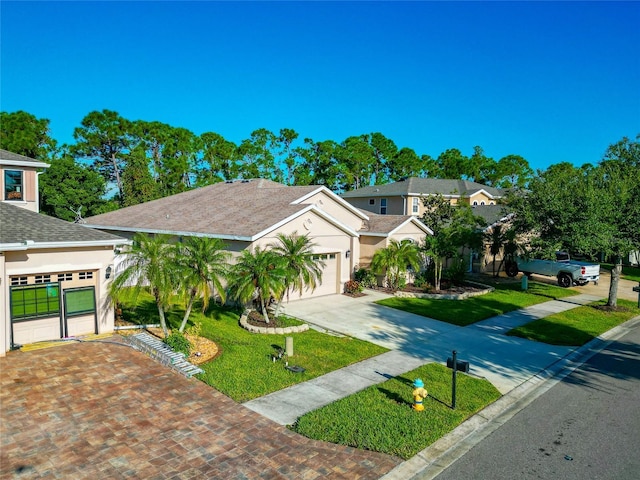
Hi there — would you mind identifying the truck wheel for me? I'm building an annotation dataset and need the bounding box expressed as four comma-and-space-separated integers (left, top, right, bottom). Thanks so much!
557, 273, 572, 288
505, 262, 518, 277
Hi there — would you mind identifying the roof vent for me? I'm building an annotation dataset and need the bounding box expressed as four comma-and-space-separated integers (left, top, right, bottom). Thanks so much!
241, 179, 251, 183
225, 180, 233, 184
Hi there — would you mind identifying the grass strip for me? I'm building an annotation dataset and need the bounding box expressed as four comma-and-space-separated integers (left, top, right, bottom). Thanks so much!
375, 282, 577, 326
507, 299, 640, 346
291, 363, 501, 460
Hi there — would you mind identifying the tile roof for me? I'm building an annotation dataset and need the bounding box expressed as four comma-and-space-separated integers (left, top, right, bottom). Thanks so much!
341, 177, 504, 199
84, 180, 325, 239
0, 149, 50, 167
0, 202, 125, 245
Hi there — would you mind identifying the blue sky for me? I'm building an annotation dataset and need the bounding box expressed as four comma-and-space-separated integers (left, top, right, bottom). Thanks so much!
1, 1, 638, 172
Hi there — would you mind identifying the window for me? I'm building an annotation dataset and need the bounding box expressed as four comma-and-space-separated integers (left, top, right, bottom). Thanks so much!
10, 284, 60, 321
4, 170, 23, 201
489, 201, 495, 205
78, 271, 94, 280
473, 201, 478, 206
58, 273, 73, 282
64, 287, 96, 318
10, 276, 28, 286
380, 198, 387, 215
35, 275, 51, 284
412, 198, 419, 214
369, 199, 375, 205
480, 201, 486, 206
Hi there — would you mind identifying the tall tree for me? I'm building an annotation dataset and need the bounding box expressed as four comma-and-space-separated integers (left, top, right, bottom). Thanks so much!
494, 154, 533, 188
109, 233, 177, 337
277, 128, 300, 186
336, 135, 375, 190
227, 247, 286, 324
237, 128, 281, 181
269, 232, 325, 315
294, 138, 344, 190
468, 146, 496, 184
39, 154, 115, 221
121, 145, 160, 207
198, 131, 239, 184
386, 147, 423, 181
369, 132, 398, 184
0, 110, 56, 159
436, 148, 469, 179
72, 109, 132, 200
158, 127, 199, 195
173, 237, 230, 332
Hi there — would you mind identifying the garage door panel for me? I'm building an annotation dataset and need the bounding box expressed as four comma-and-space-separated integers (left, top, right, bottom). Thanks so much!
294, 256, 338, 300
13, 318, 61, 345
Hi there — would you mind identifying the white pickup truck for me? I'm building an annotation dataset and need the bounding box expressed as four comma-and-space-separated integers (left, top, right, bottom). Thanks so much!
505, 252, 600, 288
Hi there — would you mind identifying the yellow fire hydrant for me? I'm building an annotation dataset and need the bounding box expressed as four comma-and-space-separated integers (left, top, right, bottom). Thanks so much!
412, 378, 428, 411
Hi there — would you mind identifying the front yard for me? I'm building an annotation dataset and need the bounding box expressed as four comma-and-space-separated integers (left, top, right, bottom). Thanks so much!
375, 281, 576, 326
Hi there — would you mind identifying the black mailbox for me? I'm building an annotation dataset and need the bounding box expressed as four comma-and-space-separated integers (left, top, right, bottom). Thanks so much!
447, 357, 470, 373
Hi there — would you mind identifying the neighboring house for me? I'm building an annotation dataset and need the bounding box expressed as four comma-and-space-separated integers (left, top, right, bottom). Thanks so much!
1, 148, 50, 212
84, 179, 432, 299
0, 150, 127, 357
341, 177, 505, 217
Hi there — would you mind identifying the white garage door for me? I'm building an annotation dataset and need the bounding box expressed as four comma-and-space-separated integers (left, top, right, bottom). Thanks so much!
292, 253, 339, 301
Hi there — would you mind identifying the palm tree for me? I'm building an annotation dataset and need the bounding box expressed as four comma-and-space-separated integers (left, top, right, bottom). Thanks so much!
269, 232, 325, 316
486, 224, 506, 277
173, 236, 231, 333
109, 233, 176, 337
227, 247, 286, 324
371, 239, 422, 290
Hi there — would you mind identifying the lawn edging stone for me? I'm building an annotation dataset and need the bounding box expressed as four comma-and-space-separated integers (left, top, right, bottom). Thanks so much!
239, 310, 309, 334
394, 281, 494, 300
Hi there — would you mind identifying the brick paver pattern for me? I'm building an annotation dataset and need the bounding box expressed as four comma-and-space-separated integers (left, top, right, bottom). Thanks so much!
0, 339, 400, 479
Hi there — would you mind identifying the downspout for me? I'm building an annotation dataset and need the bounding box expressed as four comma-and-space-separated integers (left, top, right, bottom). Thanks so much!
36, 171, 44, 213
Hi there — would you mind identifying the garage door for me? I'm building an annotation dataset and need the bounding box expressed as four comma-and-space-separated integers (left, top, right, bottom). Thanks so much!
293, 253, 339, 300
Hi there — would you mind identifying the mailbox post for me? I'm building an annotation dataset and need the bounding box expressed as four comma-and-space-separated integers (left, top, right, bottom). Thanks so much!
633, 283, 640, 308
446, 350, 470, 409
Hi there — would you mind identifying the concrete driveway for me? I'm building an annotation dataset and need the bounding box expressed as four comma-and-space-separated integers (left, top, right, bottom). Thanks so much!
283, 288, 602, 394
0, 340, 400, 479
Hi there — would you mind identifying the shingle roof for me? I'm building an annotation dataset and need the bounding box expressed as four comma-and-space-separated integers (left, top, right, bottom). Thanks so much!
0, 149, 50, 167
359, 211, 431, 235
84, 180, 325, 239
341, 177, 504, 199
0, 202, 125, 245
471, 205, 513, 227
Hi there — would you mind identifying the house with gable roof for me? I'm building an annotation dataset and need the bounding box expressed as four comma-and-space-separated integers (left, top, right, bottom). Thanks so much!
341, 177, 505, 217
84, 179, 432, 299
0, 149, 128, 356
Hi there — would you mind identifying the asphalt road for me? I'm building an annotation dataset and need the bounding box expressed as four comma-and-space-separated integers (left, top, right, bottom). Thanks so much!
433, 323, 640, 480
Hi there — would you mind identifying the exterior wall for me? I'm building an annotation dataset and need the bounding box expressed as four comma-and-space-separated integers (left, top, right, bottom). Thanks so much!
358, 235, 387, 269
299, 191, 365, 231
342, 195, 406, 215
2, 246, 117, 354
387, 223, 429, 246
0, 166, 39, 212
468, 192, 496, 206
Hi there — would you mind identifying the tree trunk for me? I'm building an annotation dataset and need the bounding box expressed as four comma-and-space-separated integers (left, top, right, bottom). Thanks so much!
492, 255, 497, 277
607, 257, 622, 308
179, 292, 196, 333
261, 295, 271, 324
158, 304, 168, 337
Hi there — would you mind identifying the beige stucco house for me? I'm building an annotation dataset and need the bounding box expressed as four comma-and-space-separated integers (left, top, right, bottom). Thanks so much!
84, 179, 432, 299
0, 149, 128, 356
341, 177, 505, 217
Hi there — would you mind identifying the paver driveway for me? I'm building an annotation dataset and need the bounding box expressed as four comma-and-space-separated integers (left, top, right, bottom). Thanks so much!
0, 339, 400, 479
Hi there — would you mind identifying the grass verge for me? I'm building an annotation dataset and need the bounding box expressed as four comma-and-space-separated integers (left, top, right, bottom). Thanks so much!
507, 299, 640, 346
375, 281, 577, 326
602, 264, 640, 283
291, 363, 501, 460
121, 297, 387, 402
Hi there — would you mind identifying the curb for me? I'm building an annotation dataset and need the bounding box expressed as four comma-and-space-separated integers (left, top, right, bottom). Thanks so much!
380, 314, 640, 480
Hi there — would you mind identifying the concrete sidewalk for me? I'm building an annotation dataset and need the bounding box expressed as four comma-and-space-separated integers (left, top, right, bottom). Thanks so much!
243, 291, 602, 424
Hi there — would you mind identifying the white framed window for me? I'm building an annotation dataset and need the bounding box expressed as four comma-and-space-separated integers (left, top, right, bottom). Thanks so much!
412, 198, 419, 214
380, 198, 387, 215
480, 201, 486, 205
4, 170, 24, 201
369, 199, 375, 205
11, 276, 28, 286
473, 201, 478, 206
34, 275, 51, 284
79, 271, 94, 280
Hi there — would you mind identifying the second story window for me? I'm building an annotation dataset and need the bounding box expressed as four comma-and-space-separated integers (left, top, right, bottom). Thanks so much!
380, 198, 387, 215
4, 170, 23, 201
412, 198, 419, 214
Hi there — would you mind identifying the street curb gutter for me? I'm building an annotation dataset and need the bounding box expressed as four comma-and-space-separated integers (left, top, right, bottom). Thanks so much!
380, 315, 640, 480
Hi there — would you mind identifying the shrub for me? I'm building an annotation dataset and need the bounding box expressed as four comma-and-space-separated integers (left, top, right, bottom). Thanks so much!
412, 271, 430, 289
354, 268, 377, 288
186, 321, 202, 338
163, 331, 192, 356
443, 256, 467, 286
344, 280, 363, 294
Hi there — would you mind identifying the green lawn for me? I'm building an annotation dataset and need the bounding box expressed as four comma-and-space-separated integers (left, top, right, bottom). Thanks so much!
375, 282, 577, 326
291, 363, 501, 460
602, 264, 640, 283
121, 297, 387, 402
507, 299, 640, 346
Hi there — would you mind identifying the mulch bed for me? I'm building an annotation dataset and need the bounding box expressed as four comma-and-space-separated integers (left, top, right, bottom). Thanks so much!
244, 310, 297, 329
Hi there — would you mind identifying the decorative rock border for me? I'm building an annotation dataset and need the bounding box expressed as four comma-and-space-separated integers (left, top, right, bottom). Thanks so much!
394, 281, 494, 300
239, 310, 309, 334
